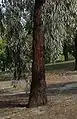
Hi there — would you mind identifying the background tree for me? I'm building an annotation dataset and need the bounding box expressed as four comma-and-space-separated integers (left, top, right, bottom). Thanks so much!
0, 0, 32, 80
74, 34, 77, 70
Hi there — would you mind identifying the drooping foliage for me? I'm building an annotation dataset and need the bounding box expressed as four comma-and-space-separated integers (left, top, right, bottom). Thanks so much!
0, 0, 33, 79
0, 0, 77, 73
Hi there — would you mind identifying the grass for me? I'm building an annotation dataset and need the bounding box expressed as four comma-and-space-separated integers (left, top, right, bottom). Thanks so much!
45, 60, 75, 72
0, 72, 12, 81
0, 60, 75, 81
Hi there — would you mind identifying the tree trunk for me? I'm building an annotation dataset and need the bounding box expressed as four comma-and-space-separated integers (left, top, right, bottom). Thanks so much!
17, 45, 21, 80
27, 0, 47, 107
63, 42, 68, 61
2, 59, 5, 72
74, 34, 77, 70
64, 53, 68, 61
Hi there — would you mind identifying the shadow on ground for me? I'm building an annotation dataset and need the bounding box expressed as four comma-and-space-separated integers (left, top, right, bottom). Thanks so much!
0, 93, 29, 108
47, 81, 77, 95
1, 81, 77, 108
0, 103, 27, 108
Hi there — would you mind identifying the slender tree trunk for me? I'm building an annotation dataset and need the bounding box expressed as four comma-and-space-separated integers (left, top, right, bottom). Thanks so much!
74, 34, 77, 70
27, 0, 47, 107
14, 62, 17, 80
63, 42, 68, 61
17, 45, 21, 80
2, 60, 5, 72
64, 53, 68, 61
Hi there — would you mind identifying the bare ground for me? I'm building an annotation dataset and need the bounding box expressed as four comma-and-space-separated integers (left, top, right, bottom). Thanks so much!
0, 70, 77, 119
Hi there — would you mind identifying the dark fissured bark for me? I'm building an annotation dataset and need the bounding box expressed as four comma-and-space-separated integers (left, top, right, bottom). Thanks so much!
27, 0, 47, 107
74, 34, 77, 70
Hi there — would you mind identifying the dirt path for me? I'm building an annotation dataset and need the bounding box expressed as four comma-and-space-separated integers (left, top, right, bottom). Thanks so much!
0, 71, 77, 119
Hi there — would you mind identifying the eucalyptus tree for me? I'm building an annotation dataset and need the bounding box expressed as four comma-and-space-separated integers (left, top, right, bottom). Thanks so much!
43, 0, 77, 64
0, 39, 7, 71
1, 0, 32, 79
27, 0, 47, 107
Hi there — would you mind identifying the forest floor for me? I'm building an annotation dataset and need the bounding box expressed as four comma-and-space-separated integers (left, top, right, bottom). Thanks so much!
0, 62, 77, 119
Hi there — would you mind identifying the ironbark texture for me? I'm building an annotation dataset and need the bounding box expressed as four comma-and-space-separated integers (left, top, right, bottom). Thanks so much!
27, 0, 47, 107
74, 34, 77, 70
